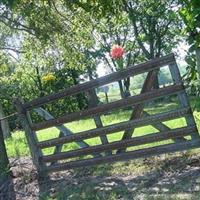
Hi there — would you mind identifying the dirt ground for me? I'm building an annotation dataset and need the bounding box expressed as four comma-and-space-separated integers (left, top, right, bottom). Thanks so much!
1, 151, 200, 200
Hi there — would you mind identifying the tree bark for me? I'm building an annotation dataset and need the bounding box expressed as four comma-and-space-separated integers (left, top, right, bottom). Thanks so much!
196, 47, 200, 79
0, 123, 15, 199
35, 66, 44, 97
153, 70, 160, 89
0, 102, 11, 138
105, 92, 109, 103
124, 77, 131, 96
118, 80, 125, 99
0, 123, 10, 190
125, 4, 160, 90
70, 69, 86, 110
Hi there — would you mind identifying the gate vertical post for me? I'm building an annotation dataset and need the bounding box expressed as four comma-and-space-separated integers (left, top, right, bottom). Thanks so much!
169, 62, 199, 140
13, 97, 47, 179
88, 89, 111, 155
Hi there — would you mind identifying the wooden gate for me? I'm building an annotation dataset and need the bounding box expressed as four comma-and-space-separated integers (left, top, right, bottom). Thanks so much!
14, 54, 200, 177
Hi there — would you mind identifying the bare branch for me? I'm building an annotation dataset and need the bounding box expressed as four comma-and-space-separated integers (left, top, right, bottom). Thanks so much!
0, 47, 25, 54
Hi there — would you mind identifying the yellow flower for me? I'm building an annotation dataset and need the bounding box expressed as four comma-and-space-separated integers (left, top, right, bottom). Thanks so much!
42, 73, 56, 82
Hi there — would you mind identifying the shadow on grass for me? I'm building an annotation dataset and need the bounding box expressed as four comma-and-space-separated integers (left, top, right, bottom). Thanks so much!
38, 154, 200, 200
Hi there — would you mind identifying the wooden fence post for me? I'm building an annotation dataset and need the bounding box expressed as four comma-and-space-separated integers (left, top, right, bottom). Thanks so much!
0, 102, 11, 138
0, 122, 15, 199
0, 123, 10, 182
13, 97, 47, 179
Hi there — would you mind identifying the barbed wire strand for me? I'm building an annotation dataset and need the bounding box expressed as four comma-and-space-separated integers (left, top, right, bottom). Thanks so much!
0, 112, 18, 122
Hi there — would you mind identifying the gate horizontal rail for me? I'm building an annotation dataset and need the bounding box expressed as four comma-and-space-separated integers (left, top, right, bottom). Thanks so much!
23, 54, 175, 110
42, 126, 196, 162
37, 107, 191, 149
46, 140, 200, 172
32, 84, 184, 131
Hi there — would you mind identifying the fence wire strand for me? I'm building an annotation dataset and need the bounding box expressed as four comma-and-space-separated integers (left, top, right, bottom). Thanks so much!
0, 112, 18, 122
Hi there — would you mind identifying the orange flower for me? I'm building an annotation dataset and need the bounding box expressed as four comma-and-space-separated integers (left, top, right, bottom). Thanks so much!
110, 45, 124, 59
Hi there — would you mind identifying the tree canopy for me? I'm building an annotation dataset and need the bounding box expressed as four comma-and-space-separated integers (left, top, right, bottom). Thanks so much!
0, 0, 200, 130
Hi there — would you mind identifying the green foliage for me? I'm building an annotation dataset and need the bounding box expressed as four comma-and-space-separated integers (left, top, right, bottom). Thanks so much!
39, 68, 88, 119
183, 52, 200, 94
126, 0, 182, 59
179, 0, 200, 94
62, 0, 124, 18
179, 0, 200, 46
0, 1, 98, 129
0, 0, 195, 131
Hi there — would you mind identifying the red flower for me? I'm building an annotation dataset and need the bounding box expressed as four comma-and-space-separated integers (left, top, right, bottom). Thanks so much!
110, 45, 124, 59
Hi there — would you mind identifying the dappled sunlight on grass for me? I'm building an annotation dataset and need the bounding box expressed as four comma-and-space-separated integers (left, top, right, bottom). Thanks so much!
163, 117, 187, 129
5, 131, 30, 157
36, 127, 60, 142
67, 118, 97, 132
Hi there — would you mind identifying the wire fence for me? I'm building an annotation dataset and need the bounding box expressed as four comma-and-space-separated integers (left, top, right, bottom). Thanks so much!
0, 112, 18, 122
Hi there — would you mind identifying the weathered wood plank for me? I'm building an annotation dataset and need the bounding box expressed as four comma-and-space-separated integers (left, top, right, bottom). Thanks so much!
23, 54, 175, 110
13, 98, 47, 178
45, 139, 200, 172
37, 107, 191, 149
87, 89, 111, 155
42, 126, 196, 162
36, 108, 77, 164
169, 62, 199, 140
34, 108, 90, 148
142, 111, 187, 142
32, 84, 184, 131
34, 107, 101, 158
117, 70, 157, 153
0, 122, 11, 187
117, 64, 188, 153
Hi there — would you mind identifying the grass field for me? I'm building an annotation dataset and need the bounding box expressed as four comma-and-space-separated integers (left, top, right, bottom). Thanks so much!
5, 100, 200, 158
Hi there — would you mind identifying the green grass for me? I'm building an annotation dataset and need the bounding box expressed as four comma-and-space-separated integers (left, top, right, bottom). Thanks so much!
5, 101, 199, 158
4, 100, 200, 200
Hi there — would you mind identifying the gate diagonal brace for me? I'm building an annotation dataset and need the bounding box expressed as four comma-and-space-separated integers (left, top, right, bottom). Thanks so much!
34, 107, 102, 163
87, 89, 112, 155
117, 69, 187, 154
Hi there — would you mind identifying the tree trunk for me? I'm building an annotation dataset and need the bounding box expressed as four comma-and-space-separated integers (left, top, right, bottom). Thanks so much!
0, 102, 11, 138
118, 80, 125, 98
105, 92, 109, 103
0, 124, 10, 180
196, 47, 200, 79
0, 124, 15, 199
124, 77, 131, 97
0, 123, 13, 199
70, 69, 86, 110
87, 73, 110, 154
153, 70, 160, 89
35, 66, 45, 97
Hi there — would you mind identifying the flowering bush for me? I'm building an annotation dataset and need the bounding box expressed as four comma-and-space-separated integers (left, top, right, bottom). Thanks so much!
110, 45, 124, 59
42, 73, 56, 82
